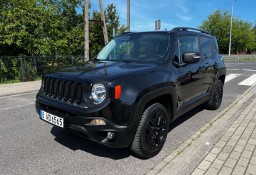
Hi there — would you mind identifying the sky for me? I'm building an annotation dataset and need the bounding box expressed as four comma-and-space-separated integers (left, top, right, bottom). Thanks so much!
90, 0, 255, 31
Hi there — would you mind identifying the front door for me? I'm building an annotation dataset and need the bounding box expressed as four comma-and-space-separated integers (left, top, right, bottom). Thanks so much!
175, 35, 204, 108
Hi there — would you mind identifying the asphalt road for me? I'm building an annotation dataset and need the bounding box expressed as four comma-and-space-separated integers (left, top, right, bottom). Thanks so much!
1, 62, 256, 175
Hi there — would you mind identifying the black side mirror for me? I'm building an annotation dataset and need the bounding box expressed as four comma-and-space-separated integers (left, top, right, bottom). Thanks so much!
182, 52, 201, 64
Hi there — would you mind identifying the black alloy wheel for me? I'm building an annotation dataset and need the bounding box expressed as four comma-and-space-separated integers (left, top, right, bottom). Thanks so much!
205, 80, 223, 110
131, 103, 169, 158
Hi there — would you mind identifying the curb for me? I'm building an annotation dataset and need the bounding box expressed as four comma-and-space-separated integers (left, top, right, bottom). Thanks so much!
0, 80, 41, 97
0, 91, 38, 98
146, 85, 256, 175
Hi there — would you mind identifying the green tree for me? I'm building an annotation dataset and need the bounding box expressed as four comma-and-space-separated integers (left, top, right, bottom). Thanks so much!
89, 4, 127, 57
105, 4, 127, 40
199, 10, 255, 54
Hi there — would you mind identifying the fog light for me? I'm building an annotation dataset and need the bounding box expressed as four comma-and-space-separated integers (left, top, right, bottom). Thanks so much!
106, 132, 117, 141
90, 119, 106, 125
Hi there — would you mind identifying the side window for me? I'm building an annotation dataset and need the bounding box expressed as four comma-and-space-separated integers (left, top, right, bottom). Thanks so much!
178, 35, 199, 62
199, 36, 212, 59
210, 38, 217, 55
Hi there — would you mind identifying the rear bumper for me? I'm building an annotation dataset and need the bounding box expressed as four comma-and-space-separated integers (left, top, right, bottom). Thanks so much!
35, 99, 136, 148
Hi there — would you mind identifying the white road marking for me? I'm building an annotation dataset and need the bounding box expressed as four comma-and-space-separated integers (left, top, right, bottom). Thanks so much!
243, 69, 256, 72
238, 74, 256, 86
227, 69, 240, 71
225, 73, 241, 83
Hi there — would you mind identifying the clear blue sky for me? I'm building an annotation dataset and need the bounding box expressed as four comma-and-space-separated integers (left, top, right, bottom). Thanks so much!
90, 0, 255, 31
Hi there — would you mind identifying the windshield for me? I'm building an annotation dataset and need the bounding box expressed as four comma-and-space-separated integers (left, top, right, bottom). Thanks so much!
97, 33, 170, 63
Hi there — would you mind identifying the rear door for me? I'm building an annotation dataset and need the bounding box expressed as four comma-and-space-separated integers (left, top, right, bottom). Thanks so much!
175, 35, 204, 108
199, 36, 218, 93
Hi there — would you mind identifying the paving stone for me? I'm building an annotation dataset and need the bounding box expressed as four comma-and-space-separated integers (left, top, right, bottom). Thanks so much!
211, 147, 222, 155
153, 161, 166, 171
211, 159, 224, 170
222, 145, 234, 154
237, 157, 250, 167
215, 140, 226, 148
221, 135, 231, 142
163, 154, 175, 163
226, 131, 234, 137
219, 166, 232, 175
248, 139, 256, 145
251, 133, 256, 139
146, 169, 158, 175
240, 134, 250, 141
234, 145, 245, 153
241, 150, 253, 159
224, 158, 237, 168
237, 139, 247, 146
244, 130, 253, 136
244, 144, 255, 152
250, 156, 256, 165
204, 167, 219, 175
227, 139, 237, 147
246, 164, 256, 175
217, 152, 229, 161
230, 135, 240, 141
232, 165, 246, 175
198, 160, 212, 171
205, 153, 217, 162
228, 127, 236, 132
229, 151, 241, 160
234, 130, 243, 137
191, 168, 205, 175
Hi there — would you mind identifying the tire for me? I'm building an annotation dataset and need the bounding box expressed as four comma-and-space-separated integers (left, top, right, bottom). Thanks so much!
205, 80, 223, 110
130, 103, 169, 159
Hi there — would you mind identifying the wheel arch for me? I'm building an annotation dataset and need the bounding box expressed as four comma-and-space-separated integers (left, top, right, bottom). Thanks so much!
135, 86, 177, 123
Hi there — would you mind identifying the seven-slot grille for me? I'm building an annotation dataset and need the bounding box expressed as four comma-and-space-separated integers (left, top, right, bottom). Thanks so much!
43, 77, 83, 104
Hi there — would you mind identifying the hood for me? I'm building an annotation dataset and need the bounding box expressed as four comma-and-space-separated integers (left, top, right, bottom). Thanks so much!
47, 61, 158, 82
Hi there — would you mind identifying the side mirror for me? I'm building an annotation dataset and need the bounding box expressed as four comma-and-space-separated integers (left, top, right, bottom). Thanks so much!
182, 52, 201, 64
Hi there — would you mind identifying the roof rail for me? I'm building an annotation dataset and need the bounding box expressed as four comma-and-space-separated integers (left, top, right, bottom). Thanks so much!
171, 27, 211, 35
120, 32, 134, 35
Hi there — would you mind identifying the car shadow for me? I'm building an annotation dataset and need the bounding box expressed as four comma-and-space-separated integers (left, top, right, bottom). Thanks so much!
50, 126, 131, 160
169, 105, 205, 131
50, 105, 205, 160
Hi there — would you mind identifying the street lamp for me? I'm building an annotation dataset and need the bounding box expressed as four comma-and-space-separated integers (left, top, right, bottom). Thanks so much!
127, 0, 130, 32
228, 0, 235, 56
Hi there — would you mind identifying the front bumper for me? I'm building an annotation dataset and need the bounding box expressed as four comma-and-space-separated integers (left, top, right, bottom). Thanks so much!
35, 99, 136, 148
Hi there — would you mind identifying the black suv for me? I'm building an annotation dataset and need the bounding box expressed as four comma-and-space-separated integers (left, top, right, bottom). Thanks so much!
36, 27, 226, 158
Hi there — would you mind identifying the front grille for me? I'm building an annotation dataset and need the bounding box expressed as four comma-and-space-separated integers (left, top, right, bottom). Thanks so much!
43, 77, 83, 104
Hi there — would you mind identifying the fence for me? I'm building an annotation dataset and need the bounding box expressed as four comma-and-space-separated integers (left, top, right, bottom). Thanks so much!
0, 56, 84, 83
222, 54, 256, 61
1, 54, 256, 83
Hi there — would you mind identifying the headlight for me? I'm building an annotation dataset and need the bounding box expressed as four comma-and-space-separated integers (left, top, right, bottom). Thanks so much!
91, 83, 106, 104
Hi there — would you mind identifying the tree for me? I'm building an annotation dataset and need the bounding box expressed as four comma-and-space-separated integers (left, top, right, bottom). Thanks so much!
199, 10, 255, 54
105, 4, 127, 40
89, 4, 127, 57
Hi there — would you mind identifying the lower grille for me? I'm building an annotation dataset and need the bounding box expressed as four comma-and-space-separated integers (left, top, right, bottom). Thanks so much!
43, 77, 83, 104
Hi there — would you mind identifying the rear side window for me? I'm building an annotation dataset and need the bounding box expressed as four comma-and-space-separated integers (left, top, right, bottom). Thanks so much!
178, 35, 199, 61
199, 36, 212, 59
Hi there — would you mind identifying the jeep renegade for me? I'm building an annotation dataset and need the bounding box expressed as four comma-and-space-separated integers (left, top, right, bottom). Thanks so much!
36, 27, 226, 158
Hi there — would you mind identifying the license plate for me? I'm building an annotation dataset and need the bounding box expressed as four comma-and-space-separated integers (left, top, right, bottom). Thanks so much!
40, 110, 64, 128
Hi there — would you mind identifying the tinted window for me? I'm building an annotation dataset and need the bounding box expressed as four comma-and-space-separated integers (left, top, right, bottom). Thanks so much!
211, 38, 217, 54
178, 36, 199, 61
199, 36, 212, 59
97, 33, 170, 63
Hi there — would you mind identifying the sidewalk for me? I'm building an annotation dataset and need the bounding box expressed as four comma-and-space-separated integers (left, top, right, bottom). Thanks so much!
0, 80, 41, 96
147, 85, 256, 175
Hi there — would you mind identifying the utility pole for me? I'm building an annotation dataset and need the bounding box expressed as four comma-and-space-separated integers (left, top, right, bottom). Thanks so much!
84, 0, 89, 61
127, 0, 130, 32
99, 0, 109, 45
228, 0, 235, 56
